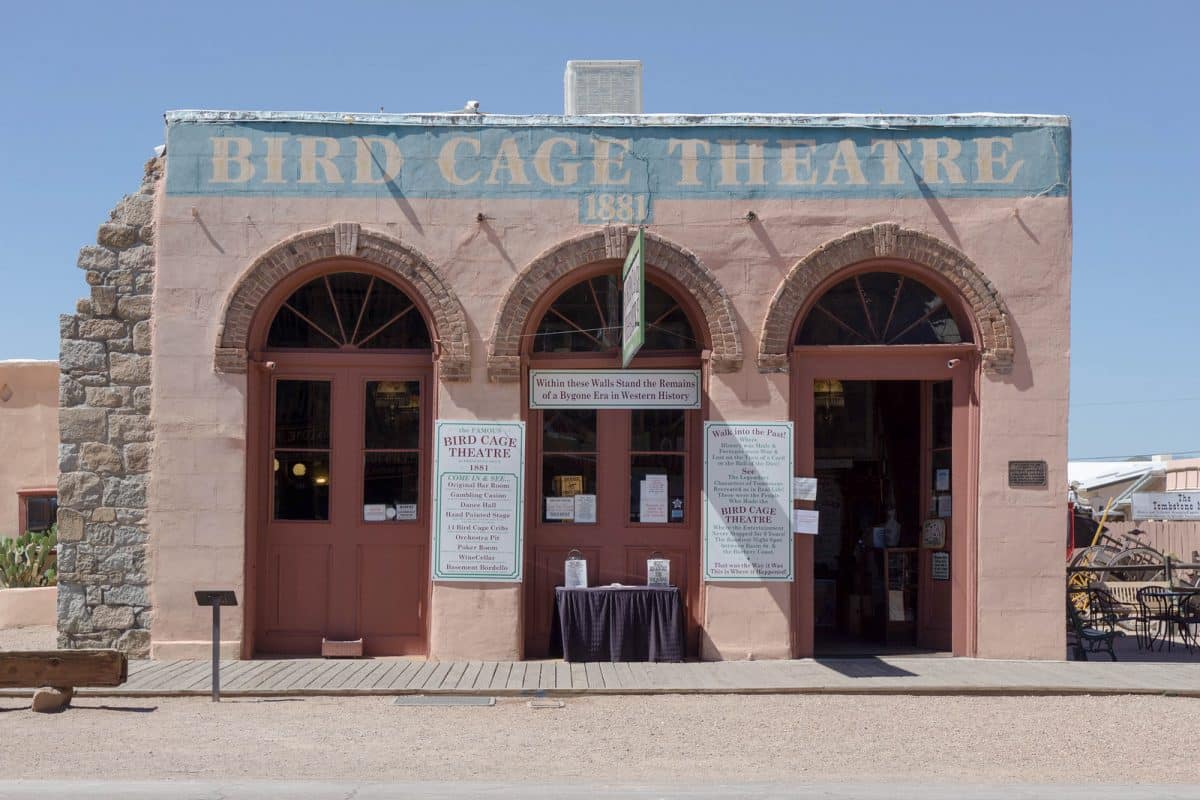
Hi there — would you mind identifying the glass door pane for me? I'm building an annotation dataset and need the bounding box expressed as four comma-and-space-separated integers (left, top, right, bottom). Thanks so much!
362, 380, 422, 522
273, 379, 332, 521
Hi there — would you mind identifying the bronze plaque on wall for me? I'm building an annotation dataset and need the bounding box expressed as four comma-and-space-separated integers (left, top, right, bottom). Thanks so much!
1008, 460, 1048, 488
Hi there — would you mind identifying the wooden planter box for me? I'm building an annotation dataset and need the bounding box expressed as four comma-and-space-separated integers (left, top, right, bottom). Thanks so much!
321, 637, 363, 658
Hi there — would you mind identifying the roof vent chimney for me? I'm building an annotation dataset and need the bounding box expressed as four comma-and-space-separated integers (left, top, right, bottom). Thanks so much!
564, 60, 643, 115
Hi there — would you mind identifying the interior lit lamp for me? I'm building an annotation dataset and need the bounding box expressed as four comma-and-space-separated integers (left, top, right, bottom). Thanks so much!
814, 379, 845, 422
273, 458, 280, 472
314, 473, 328, 486
292, 462, 307, 478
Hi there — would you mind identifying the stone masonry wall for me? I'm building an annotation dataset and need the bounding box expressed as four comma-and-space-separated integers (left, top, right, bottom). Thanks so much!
56, 156, 161, 656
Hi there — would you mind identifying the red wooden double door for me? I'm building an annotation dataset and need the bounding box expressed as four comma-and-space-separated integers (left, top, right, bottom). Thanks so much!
254, 358, 431, 656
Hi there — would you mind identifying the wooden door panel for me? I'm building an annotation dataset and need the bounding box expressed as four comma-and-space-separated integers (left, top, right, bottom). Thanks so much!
271, 544, 331, 634
357, 543, 426, 637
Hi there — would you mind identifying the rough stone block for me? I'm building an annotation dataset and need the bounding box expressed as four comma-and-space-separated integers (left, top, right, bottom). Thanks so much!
78, 319, 127, 341
118, 245, 154, 271
85, 387, 130, 409
58, 472, 104, 507
59, 314, 78, 339
80, 443, 123, 475
131, 386, 151, 413
104, 585, 148, 606
91, 286, 118, 316
59, 408, 107, 443
102, 475, 147, 508
77, 245, 118, 271
116, 629, 150, 656
58, 443, 80, 473
132, 321, 151, 354
110, 414, 152, 443
123, 443, 151, 473
97, 223, 138, 250
60, 340, 106, 372
109, 353, 150, 385
116, 295, 151, 321
92, 508, 116, 523
59, 375, 85, 407
57, 508, 85, 542
114, 194, 154, 228
90, 604, 136, 630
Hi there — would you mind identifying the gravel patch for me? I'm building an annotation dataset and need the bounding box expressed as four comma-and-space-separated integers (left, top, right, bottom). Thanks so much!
0, 694, 1196, 783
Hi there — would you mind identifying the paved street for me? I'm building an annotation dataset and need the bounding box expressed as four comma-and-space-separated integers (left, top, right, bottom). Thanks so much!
1, 781, 1199, 799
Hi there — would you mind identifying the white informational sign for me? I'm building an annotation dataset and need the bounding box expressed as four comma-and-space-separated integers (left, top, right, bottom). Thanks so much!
1132, 491, 1200, 521
931, 551, 951, 581
546, 497, 575, 520
921, 518, 947, 549
573, 494, 597, 524
621, 228, 645, 368
793, 477, 818, 502
529, 370, 701, 409
640, 475, 669, 523
646, 557, 671, 586
935, 469, 951, 492
937, 494, 953, 518
565, 557, 588, 588
792, 509, 819, 535
432, 421, 524, 582
703, 422, 794, 581
363, 504, 387, 522
395, 504, 417, 521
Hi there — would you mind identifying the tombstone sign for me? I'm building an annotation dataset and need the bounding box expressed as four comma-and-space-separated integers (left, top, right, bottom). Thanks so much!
433, 421, 525, 581
703, 422, 794, 581
1132, 491, 1200, 521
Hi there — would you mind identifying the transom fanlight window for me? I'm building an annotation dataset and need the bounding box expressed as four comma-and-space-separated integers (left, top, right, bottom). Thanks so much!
795, 271, 970, 346
534, 274, 697, 353
267, 272, 431, 350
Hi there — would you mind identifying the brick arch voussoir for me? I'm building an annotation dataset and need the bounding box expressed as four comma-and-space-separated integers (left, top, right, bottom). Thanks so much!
487, 226, 743, 382
214, 224, 471, 380
757, 223, 1014, 375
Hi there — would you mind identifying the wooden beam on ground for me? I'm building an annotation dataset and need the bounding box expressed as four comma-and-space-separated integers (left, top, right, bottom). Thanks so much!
0, 650, 128, 689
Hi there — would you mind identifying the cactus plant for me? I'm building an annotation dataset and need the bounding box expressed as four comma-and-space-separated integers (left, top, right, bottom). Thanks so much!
0, 526, 57, 588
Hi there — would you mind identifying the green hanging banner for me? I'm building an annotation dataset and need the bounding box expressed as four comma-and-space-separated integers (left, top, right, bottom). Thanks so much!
621, 228, 645, 368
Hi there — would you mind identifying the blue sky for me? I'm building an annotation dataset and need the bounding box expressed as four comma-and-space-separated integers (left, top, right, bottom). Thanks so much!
1, 0, 1196, 460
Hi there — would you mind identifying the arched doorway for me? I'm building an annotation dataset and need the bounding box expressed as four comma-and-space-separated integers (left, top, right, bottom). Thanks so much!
521, 263, 707, 657
788, 266, 981, 658
248, 265, 435, 656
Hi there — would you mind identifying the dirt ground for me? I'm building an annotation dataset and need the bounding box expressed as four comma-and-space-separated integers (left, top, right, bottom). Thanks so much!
0, 691, 1196, 783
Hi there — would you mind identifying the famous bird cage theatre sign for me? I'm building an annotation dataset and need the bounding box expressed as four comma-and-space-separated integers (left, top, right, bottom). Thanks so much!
433, 421, 525, 581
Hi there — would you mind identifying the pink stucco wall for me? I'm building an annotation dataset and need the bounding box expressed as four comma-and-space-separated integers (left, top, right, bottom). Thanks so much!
149, 181, 1069, 660
0, 360, 59, 536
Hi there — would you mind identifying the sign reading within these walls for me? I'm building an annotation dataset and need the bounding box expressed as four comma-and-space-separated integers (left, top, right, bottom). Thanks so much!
529, 369, 701, 409
703, 422, 794, 581
433, 421, 524, 582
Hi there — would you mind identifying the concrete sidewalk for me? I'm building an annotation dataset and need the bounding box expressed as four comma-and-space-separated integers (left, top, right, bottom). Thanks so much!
3, 655, 1198, 697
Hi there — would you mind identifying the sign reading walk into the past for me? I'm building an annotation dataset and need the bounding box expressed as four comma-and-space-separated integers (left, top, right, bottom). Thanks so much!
703, 422, 794, 581
621, 228, 645, 368
433, 421, 525, 581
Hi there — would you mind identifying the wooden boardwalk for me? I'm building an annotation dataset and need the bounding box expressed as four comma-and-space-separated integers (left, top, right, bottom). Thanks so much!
4, 656, 1199, 697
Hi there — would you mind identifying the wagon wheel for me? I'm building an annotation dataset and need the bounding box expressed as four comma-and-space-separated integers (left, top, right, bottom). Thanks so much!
1067, 546, 1118, 613
1100, 547, 1167, 583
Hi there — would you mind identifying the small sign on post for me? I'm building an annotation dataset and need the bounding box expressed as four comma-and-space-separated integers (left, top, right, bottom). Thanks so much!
621, 228, 645, 368
194, 590, 237, 702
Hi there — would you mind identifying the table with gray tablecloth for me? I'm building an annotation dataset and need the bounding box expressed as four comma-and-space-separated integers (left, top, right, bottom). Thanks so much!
550, 585, 684, 662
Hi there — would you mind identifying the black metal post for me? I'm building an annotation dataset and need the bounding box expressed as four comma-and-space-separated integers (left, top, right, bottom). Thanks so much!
212, 602, 221, 702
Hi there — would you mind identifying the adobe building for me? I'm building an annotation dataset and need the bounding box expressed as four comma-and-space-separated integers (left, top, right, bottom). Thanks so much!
56, 66, 1071, 660
0, 360, 59, 537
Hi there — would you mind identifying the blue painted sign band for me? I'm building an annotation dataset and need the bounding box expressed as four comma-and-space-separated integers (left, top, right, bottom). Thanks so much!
165, 121, 1069, 201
